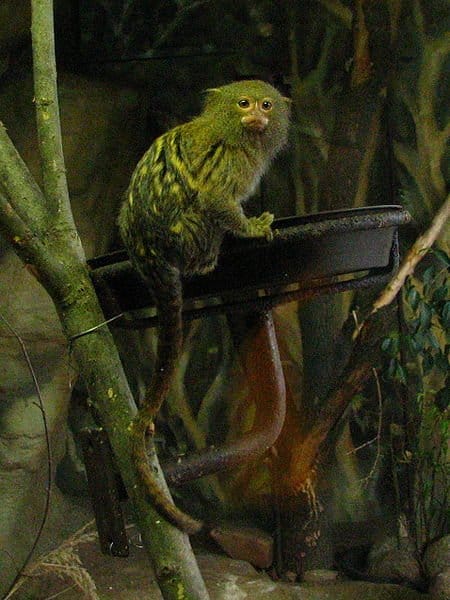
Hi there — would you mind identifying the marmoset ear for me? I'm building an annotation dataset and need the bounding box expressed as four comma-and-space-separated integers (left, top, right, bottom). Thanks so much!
202, 87, 223, 108
282, 96, 292, 105
203, 87, 222, 100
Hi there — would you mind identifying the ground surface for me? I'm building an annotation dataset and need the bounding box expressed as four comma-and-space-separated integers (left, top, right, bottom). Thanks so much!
18, 530, 431, 600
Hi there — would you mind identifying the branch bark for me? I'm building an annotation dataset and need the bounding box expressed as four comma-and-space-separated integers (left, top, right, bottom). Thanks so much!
31, 0, 72, 219
0, 121, 48, 231
371, 193, 450, 314
1, 1, 210, 598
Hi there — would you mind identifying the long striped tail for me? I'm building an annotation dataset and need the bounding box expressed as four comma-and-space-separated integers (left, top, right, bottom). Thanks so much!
130, 262, 203, 534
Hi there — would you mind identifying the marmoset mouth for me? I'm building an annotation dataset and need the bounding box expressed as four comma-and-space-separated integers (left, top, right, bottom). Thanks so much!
241, 114, 269, 131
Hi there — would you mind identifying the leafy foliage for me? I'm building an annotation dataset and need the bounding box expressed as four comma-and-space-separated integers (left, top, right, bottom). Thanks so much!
382, 250, 449, 550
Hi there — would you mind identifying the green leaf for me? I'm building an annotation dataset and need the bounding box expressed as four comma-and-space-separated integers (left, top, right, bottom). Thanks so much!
435, 385, 449, 412
382, 337, 393, 353
351, 394, 366, 411
410, 317, 421, 335
382, 335, 399, 356
412, 330, 425, 350
405, 334, 418, 355
394, 362, 407, 384
432, 284, 449, 305
426, 330, 441, 351
441, 302, 450, 330
388, 358, 398, 378
422, 350, 434, 374
432, 248, 450, 267
435, 350, 449, 372
407, 287, 421, 311
423, 265, 437, 286
419, 303, 432, 330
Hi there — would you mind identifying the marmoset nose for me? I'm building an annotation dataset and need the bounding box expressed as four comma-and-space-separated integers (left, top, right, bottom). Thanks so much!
241, 112, 269, 131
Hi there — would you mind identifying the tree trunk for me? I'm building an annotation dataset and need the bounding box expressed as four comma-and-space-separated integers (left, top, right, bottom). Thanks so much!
0, 1, 210, 598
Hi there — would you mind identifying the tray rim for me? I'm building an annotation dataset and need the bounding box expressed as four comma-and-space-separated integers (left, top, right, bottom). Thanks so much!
88, 205, 411, 270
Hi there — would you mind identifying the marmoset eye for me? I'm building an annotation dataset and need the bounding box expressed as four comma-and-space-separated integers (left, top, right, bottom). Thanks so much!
238, 98, 251, 108
261, 100, 273, 111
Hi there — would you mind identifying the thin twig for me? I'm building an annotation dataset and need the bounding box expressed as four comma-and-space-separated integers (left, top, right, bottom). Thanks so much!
346, 435, 378, 455
361, 368, 383, 486
68, 312, 125, 342
1, 314, 52, 600
44, 584, 77, 600
152, 0, 212, 50
371, 194, 450, 314
353, 194, 450, 342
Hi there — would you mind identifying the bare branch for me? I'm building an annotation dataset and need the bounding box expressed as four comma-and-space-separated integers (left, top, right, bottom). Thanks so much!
0, 189, 72, 291
371, 193, 450, 315
0, 190, 56, 268
152, 0, 212, 50
393, 14, 449, 217
0, 121, 48, 231
393, 141, 432, 218
351, 0, 371, 88
412, 0, 426, 47
309, 189, 448, 467
318, 0, 353, 28
0, 192, 36, 246
387, 0, 402, 44
354, 100, 383, 207
31, 0, 72, 223
418, 33, 450, 198
360, 368, 383, 486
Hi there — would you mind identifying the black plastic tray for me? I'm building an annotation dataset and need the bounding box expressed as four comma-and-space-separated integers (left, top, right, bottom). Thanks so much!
88, 205, 411, 321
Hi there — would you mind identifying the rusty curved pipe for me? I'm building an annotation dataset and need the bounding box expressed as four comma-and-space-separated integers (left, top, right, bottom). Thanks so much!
163, 310, 286, 486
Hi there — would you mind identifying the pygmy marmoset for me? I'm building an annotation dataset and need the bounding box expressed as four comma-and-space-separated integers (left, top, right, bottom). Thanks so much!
118, 79, 290, 533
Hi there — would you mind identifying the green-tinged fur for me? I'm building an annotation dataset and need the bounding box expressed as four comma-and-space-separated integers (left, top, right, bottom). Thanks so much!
119, 80, 290, 533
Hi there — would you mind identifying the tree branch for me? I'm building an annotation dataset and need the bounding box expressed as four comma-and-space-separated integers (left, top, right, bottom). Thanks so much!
0, 192, 36, 246
351, 0, 372, 88
0, 3, 211, 598
152, 0, 212, 50
318, 0, 353, 28
412, 0, 426, 48
0, 190, 57, 271
31, 0, 72, 223
371, 193, 450, 314
418, 33, 450, 199
387, 0, 402, 44
0, 121, 48, 232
